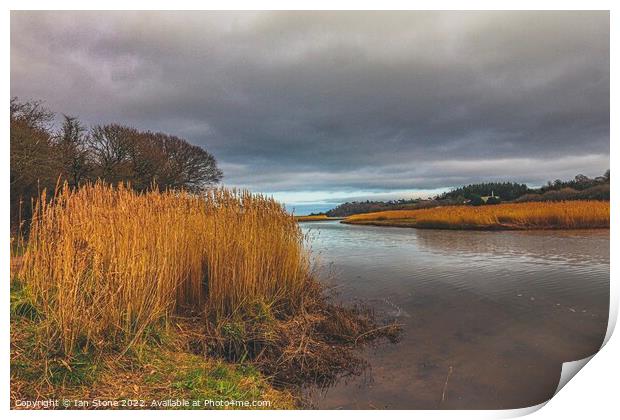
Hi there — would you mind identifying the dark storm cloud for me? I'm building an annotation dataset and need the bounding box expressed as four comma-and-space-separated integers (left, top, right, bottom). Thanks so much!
10, 11, 609, 199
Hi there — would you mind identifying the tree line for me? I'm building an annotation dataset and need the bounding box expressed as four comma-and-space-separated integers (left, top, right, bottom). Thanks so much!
325, 171, 610, 217
437, 182, 530, 202
10, 98, 223, 229
540, 171, 610, 192
437, 172, 609, 203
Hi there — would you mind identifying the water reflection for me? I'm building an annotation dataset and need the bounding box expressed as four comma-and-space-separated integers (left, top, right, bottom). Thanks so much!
300, 221, 609, 409
414, 228, 609, 265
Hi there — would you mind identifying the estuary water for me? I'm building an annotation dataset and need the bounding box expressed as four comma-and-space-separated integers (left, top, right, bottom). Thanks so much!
300, 221, 609, 409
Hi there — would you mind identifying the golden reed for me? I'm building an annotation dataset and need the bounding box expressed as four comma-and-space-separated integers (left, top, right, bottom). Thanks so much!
15, 183, 310, 356
345, 201, 610, 229
295, 214, 331, 221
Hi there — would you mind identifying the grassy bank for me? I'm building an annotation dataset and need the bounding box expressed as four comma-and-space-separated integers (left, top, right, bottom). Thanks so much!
11, 183, 399, 409
343, 201, 609, 230
11, 282, 295, 409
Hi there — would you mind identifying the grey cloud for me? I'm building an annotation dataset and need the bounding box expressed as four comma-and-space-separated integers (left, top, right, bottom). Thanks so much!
221, 154, 609, 193
11, 11, 609, 198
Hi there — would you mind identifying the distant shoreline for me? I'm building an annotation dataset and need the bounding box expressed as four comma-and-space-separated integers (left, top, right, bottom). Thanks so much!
295, 215, 344, 222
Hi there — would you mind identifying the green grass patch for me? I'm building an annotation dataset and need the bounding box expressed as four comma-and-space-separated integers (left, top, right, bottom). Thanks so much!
11, 293, 295, 410
10, 281, 39, 321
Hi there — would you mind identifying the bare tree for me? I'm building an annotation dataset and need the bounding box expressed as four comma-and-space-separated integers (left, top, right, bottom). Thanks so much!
10, 97, 54, 130
56, 115, 91, 188
89, 125, 222, 192
157, 133, 223, 193
89, 124, 137, 184
11, 97, 224, 231
10, 98, 58, 228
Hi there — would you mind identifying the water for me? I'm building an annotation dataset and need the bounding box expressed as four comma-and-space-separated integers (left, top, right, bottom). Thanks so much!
300, 221, 609, 409
284, 203, 337, 216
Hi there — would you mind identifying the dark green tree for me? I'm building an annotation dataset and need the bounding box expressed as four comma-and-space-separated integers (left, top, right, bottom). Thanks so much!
468, 194, 484, 206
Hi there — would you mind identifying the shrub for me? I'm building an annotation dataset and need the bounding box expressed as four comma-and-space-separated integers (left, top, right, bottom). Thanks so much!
469, 195, 484, 206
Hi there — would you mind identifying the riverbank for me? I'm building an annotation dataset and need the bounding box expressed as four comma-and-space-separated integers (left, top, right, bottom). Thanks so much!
295, 215, 343, 222
11, 183, 399, 409
10, 287, 296, 409
11, 277, 399, 410
343, 201, 609, 230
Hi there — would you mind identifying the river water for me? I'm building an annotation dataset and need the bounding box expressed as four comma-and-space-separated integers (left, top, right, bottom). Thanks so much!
300, 221, 609, 409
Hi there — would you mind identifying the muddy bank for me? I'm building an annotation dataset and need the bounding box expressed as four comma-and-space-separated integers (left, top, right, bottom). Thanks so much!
203, 280, 402, 389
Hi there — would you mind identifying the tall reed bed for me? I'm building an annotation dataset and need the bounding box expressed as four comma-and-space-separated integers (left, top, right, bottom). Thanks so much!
15, 183, 310, 356
345, 201, 610, 229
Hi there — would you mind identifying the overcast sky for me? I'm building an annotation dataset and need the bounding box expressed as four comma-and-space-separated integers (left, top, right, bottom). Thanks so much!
11, 11, 609, 204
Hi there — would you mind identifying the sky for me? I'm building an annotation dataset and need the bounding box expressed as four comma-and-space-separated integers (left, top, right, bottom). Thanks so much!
10, 11, 610, 208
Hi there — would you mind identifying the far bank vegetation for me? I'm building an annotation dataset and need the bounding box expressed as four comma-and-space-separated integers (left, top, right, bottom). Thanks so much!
326, 173, 610, 218
343, 201, 610, 230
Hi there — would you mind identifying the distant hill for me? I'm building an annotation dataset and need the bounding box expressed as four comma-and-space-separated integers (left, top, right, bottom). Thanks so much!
325, 198, 459, 217
323, 171, 609, 217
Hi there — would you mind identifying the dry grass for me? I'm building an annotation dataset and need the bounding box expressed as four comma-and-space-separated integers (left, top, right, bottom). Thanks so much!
344, 201, 610, 230
295, 215, 330, 222
294, 215, 342, 222
10, 311, 296, 409
15, 182, 310, 357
